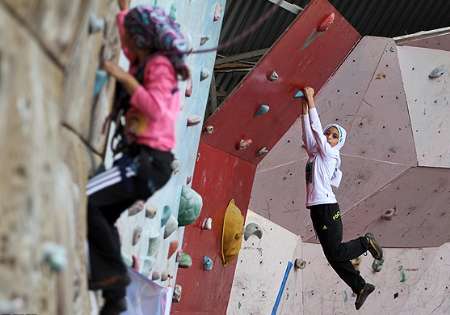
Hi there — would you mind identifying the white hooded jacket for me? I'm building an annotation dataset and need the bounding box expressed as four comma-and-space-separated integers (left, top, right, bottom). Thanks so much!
301, 107, 347, 208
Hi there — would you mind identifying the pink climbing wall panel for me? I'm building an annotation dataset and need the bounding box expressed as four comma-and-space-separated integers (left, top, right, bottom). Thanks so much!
397, 30, 450, 51
202, 0, 360, 164
173, 143, 256, 315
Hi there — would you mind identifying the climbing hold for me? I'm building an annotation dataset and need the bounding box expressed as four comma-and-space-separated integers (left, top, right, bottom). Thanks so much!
128, 200, 145, 216
381, 208, 395, 220
294, 258, 307, 270
399, 266, 406, 282
176, 252, 192, 268
203, 256, 214, 271
237, 139, 253, 151
160, 271, 171, 281
255, 104, 270, 116
161, 205, 172, 227
171, 159, 181, 174
429, 65, 447, 79
202, 217, 213, 230
186, 176, 192, 185
169, 3, 177, 20
132, 226, 143, 246
141, 257, 155, 276
351, 257, 362, 270
185, 77, 193, 97
89, 14, 105, 34
93, 70, 108, 97
389, 46, 396, 53
200, 69, 210, 81
173, 284, 182, 302
200, 36, 210, 46
293, 89, 304, 99
132, 255, 140, 272
168, 240, 179, 259
151, 271, 161, 281
122, 253, 133, 268
147, 237, 161, 257
164, 215, 178, 239
268, 71, 279, 81
42, 242, 67, 272
317, 12, 335, 32
205, 125, 214, 134
178, 185, 203, 226
213, 3, 222, 21
145, 203, 157, 219
221, 199, 244, 265
187, 115, 202, 126
372, 258, 384, 272
244, 223, 263, 241
257, 147, 270, 157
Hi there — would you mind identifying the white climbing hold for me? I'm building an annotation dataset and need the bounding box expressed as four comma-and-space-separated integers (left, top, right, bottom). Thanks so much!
187, 115, 202, 126
89, 14, 105, 34
238, 139, 253, 151
161, 271, 171, 281
152, 271, 161, 281
429, 65, 447, 79
42, 242, 67, 272
205, 125, 214, 134
128, 200, 145, 216
202, 217, 213, 230
173, 284, 182, 302
268, 71, 279, 81
200, 69, 210, 81
213, 3, 222, 21
257, 147, 270, 156
381, 208, 395, 220
132, 227, 143, 246
171, 159, 181, 174
255, 104, 270, 116
294, 258, 306, 270
164, 215, 178, 239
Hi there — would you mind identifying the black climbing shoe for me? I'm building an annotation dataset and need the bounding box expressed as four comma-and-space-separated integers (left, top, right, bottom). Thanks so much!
365, 233, 383, 260
355, 283, 375, 310
100, 297, 127, 315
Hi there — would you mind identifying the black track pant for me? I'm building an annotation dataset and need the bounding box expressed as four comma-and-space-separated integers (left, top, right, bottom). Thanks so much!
87, 145, 173, 300
309, 203, 369, 294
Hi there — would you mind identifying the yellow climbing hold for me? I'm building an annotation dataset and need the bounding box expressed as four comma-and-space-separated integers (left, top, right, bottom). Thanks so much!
221, 199, 244, 265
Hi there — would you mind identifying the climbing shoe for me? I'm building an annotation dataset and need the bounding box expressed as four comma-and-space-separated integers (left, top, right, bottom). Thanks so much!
355, 283, 375, 310
365, 233, 383, 260
100, 297, 127, 315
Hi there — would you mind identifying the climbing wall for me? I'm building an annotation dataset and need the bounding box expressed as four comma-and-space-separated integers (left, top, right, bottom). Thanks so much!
0, 1, 119, 314
396, 27, 450, 52
227, 210, 299, 315
110, 0, 229, 313
177, 0, 361, 313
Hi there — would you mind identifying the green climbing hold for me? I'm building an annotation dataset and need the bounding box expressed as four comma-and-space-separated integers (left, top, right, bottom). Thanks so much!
161, 205, 172, 227
178, 185, 203, 226
177, 252, 192, 268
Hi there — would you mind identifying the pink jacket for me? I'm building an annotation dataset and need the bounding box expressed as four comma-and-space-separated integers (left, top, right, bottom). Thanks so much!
117, 10, 180, 152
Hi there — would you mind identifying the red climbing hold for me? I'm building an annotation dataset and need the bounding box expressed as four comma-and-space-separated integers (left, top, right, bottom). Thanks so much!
317, 13, 335, 32
168, 240, 179, 259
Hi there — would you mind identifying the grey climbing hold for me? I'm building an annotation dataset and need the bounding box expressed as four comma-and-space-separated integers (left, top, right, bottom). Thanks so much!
257, 147, 270, 156
202, 217, 213, 230
152, 271, 161, 281
293, 89, 304, 99
89, 14, 105, 34
429, 65, 447, 79
213, 3, 222, 21
203, 256, 214, 271
200, 69, 209, 81
132, 226, 143, 246
268, 71, 279, 81
255, 104, 270, 116
93, 70, 108, 97
173, 284, 182, 302
161, 205, 172, 227
42, 242, 67, 272
244, 223, 263, 241
381, 208, 395, 220
147, 237, 160, 257
294, 258, 306, 270
164, 215, 178, 239
171, 159, 181, 174
200, 36, 210, 46
187, 115, 202, 126
161, 271, 171, 281
372, 258, 384, 272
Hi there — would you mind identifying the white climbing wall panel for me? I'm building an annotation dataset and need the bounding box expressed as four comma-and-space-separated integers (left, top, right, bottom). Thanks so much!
227, 210, 299, 315
398, 45, 450, 168
115, 0, 227, 308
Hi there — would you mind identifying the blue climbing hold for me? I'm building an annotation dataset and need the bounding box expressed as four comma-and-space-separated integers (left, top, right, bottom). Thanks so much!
255, 104, 270, 116
203, 256, 214, 271
293, 89, 304, 99
429, 65, 447, 79
93, 70, 108, 97
160, 205, 172, 227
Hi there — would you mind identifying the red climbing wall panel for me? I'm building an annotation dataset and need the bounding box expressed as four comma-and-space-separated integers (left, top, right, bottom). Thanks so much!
202, 0, 360, 164
173, 143, 256, 315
